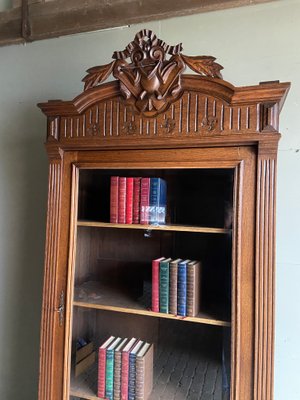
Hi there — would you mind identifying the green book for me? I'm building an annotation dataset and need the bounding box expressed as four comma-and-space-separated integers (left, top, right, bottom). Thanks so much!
159, 258, 172, 313
105, 337, 122, 400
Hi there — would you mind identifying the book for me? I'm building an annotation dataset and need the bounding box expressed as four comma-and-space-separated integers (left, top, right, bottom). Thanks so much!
110, 176, 119, 223
133, 177, 141, 224
159, 258, 172, 313
152, 257, 165, 312
118, 177, 127, 224
121, 338, 137, 400
113, 338, 128, 400
98, 336, 116, 399
140, 178, 150, 224
169, 258, 182, 315
126, 177, 134, 224
105, 337, 122, 400
149, 178, 167, 225
128, 340, 144, 400
177, 260, 190, 317
135, 343, 154, 400
187, 261, 201, 317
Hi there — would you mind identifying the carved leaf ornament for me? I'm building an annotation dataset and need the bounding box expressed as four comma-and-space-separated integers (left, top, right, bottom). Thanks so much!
83, 29, 223, 117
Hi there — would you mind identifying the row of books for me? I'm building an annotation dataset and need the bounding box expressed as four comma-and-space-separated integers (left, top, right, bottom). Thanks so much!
110, 176, 167, 225
98, 336, 154, 400
152, 258, 201, 317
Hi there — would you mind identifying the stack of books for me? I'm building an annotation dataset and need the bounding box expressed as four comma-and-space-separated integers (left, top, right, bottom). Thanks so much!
98, 336, 154, 400
110, 176, 167, 225
152, 258, 201, 317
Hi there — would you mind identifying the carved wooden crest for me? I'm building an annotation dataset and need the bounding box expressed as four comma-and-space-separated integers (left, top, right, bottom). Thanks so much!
83, 29, 223, 117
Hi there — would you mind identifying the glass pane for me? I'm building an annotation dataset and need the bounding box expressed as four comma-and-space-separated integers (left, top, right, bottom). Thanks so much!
69, 167, 233, 400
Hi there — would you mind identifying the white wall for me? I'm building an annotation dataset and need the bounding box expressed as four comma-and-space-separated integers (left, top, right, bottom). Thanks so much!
0, 0, 11, 11
0, 1, 299, 398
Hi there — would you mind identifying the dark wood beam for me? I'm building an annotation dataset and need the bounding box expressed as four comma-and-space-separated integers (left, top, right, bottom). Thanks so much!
0, 0, 277, 46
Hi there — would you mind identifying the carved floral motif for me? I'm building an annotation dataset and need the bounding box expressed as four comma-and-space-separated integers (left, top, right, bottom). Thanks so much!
82, 29, 223, 117
201, 117, 218, 131
161, 118, 176, 134
122, 121, 137, 135
87, 123, 101, 136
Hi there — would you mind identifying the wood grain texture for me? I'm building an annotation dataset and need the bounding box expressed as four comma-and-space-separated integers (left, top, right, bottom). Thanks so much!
38, 161, 62, 400
73, 301, 230, 327
77, 220, 231, 234
38, 30, 290, 400
254, 154, 277, 400
82, 30, 223, 117
58, 94, 260, 139
62, 163, 79, 399
73, 280, 230, 327
0, 0, 276, 46
38, 76, 290, 118
38, 76, 290, 155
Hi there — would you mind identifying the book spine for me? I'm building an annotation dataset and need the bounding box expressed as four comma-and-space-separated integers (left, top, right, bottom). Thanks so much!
133, 177, 141, 224
157, 179, 167, 225
126, 177, 134, 224
135, 357, 145, 400
128, 353, 137, 400
152, 259, 160, 312
169, 261, 178, 315
140, 178, 150, 225
118, 177, 127, 224
136, 345, 154, 400
98, 348, 107, 398
105, 349, 115, 400
110, 176, 119, 223
113, 351, 122, 400
121, 352, 130, 400
159, 260, 170, 313
187, 262, 200, 317
149, 178, 167, 225
149, 178, 159, 224
177, 262, 187, 317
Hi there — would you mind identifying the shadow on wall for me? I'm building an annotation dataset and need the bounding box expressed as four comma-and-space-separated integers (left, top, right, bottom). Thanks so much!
0, 100, 48, 399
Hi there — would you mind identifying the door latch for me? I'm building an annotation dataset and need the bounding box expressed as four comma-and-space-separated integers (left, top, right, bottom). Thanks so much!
55, 290, 65, 327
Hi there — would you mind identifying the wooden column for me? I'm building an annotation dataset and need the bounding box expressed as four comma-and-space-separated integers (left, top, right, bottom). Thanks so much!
254, 141, 278, 400
39, 157, 63, 400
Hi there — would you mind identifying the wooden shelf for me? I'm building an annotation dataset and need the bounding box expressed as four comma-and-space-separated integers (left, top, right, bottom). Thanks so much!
77, 220, 231, 234
73, 282, 231, 328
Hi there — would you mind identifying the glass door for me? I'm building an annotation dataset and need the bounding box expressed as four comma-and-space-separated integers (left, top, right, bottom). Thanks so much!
68, 166, 234, 400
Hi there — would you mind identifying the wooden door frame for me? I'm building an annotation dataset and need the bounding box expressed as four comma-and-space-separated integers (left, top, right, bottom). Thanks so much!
51, 145, 257, 400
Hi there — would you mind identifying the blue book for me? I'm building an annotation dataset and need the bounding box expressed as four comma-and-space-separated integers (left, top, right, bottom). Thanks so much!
105, 337, 122, 400
128, 340, 144, 400
177, 260, 190, 317
149, 178, 167, 225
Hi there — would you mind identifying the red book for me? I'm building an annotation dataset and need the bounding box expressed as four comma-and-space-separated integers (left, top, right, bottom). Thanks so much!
140, 178, 150, 225
152, 257, 165, 312
126, 177, 134, 224
97, 336, 115, 398
110, 176, 119, 223
133, 177, 141, 224
121, 338, 137, 400
118, 177, 127, 224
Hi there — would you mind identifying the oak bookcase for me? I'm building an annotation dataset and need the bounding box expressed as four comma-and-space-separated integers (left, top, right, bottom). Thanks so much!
38, 30, 290, 400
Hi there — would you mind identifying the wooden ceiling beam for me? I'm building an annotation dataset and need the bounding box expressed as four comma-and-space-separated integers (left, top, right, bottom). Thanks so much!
0, 0, 277, 46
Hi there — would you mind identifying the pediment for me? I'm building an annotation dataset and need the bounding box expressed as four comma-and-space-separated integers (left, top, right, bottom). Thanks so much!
38, 29, 290, 147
